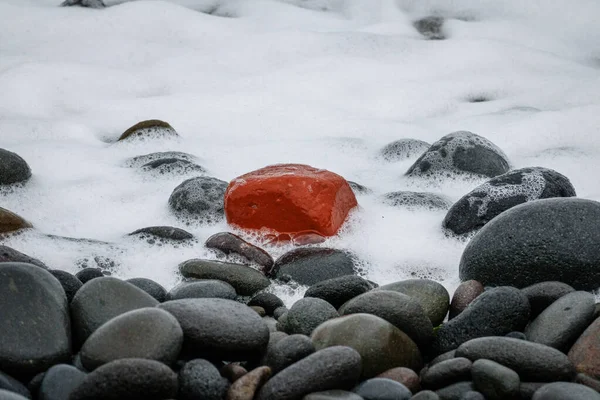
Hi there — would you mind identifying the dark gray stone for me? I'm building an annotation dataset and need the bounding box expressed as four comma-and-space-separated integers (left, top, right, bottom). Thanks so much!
421, 358, 472, 390
0, 246, 47, 269
125, 278, 167, 302
413, 16, 445, 40
459, 198, 600, 290
248, 292, 284, 316
353, 378, 412, 400
27, 373, 44, 397
435, 382, 475, 400
532, 382, 600, 400
168, 176, 228, 224
124, 151, 198, 168
443, 167, 576, 235
459, 392, 484, 400
285, 298, 339, 336
0, 149, 31, 185
381, 191, 452, 211
348, 181, 372, 195
519, 382, 547, 399
49, 270, 82, 303
505, 331, 527, 340
0, 263, 71, 378
525, 291, 596, 352
68, 359, 178, 400
339, 290, 433, 349
70, 277, 158, 346
449, 280, 484, 320
376, 279, 449, 327
167, 280, 237, 300
410, 391, 440, 400
265, 334, 315, 374
471, 359, 519, 400
74, 268, 104, 284
0, 371, 30, 399
179, 259, 270, 296
305, 275, 372, 309
0, 389, 29, 400
455, 337, 576, 381
521, 281, 575, 318
272, 248, 358, 286
304, 390, 363, 400
256, 346, 362, 400
379, 139, 430, 162
128, 226, 194, 242
274, 306, 288, 320
432, 287, 530, 355
39, 364, 85, 400
405, 131, 509, 179
158, 298, 269, 361
205, 232, 273, 271
80, 308, 183, 370
178, 359, 229, 400
141, 158, 206, 175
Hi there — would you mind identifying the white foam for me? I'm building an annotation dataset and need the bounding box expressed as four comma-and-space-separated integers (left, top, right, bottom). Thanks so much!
1, 0, 600, 305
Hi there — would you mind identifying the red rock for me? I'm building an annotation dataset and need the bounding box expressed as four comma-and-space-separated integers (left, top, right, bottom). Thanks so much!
224, 164, 358, 238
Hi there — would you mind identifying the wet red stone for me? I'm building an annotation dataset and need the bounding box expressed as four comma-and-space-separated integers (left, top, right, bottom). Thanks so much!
225, 164, 358, 239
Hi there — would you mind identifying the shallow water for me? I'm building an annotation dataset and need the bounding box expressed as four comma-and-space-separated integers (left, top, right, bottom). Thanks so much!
1, 0, 600, 305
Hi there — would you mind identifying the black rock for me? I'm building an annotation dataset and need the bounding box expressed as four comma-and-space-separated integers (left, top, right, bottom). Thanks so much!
379, 138, 431, 162
413, 16, 445, 40
70, 277, 158, 346
0, 246, 47, 269
39, 364, 85, 400
205, 232, 274, 271
405, 131, 509, 179
304, 390, 363, 400
256, 346, 362, 400
0, 390, 29, 400
339, 290, 433, 349
520, 382, 547, 399
429, 351, 457, 366
141, 158, 206, 175
158, 298, 269, 361
168, 176, 228, 224
459, 198, 600, 290
410, 390, 440, 400
125, 277, 168, 302
525, 291, 596, 352
432, 287, 530, 355
305, 275, 372, 309
248, 292, 285, 316
0, 371, 30, 399
0, 149, 31, 185
353, 378, 412, 400
435, 382, 475, 400
128, 226, 194, 243
68, 358, 178, 400
124, 151, 198, 168
178, 359, 229, 400
471, 359, 519, 400
284, 298, 339, 336
348, 181, 372, 195
168, 280, 237, 300
27, 373, 44, 398
455, 337, 576, 381
179, 259, 270, 296
272, 248, 358, 286
376, 279, 449, 327
0, 263, 71, 378
421, 358, 472, 390
531, 382, 600, 400
264, 334, 315, 374
49, 270, 82, 303
443, 167, 576, 235
74, 268, 104, 284
381, 191, 452, 211
521, 281, 575, 318
80, 307, 183, 370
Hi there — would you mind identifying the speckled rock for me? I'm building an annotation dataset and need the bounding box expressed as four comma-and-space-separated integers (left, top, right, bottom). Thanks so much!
0, 148, 31, 185
206, 232, 274, 271
348, 181, 372, 195
448, 280, 484, 320
272, 248, 358, 286
179, 359, 230, 400
443, 167, 576, 235
311, 314, 422, 378
264, 334, 315, 374
471, 359, 520, 400
305, 275, 372, 309
405, 131, 509, 179
168, 176, 228, 224
521, 281, 575, 318
284, 298, 339, 336
379, 139, 431, 162
0, 208, 33, 235
381, 191, 452, 211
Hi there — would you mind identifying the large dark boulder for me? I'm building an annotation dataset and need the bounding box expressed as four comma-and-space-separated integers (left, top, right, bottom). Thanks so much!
443, 167, 576, 235
405, 131, 509, 179
459, 198, 600, 290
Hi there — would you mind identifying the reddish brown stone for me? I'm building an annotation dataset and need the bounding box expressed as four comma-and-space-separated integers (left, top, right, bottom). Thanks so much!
449, 280, 484, 319
377, 367, 420, 393
568, 316, 600, 379
226, 366, 272, 400
0, 207, 32, 234
224, 164, 358, 239
221, 363, 248, 383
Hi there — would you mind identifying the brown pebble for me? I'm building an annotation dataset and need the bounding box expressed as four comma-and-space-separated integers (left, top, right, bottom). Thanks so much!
226, 366, 272, 400
449, 280, 484, 319
205, 232, 274, 272
221, 363, 248, 383
118, 119, 177, 141
568, 316, 600, 379
0, 206, 33, 235
377, 367, 420, 393
250, 306, 266, 317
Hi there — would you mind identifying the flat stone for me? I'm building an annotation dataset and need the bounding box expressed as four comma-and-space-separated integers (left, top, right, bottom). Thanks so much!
455, 337, 576, 381
206, 232, 273, 271
410, 390, 439, 400
449, 280, 484, 320
305, 275, 372, 309
284, 298, 339, 336
141, 158, 206, 176
39, 364, 86, 400
167, 279, 237, 300
531, 382, 600, 400
471, 359, 520, 400
521, 281, 575, 318
272, 248, 358, 286
352, 378, 412, 400
179, 259, 270, 296
124, 151, 197, 168
435, 382, 475, 400
0, 208, 32, 235
569, 316, 600, 379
